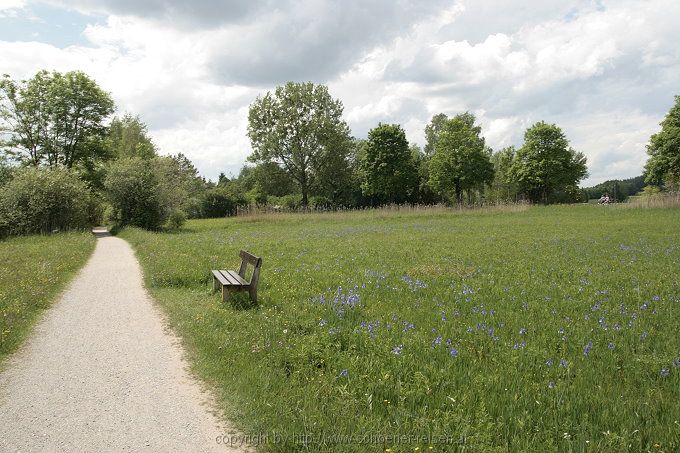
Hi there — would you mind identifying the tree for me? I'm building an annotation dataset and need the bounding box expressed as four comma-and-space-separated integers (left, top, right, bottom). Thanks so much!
247, 82, 351, 207
508, 121, 588, 203
487, 146, 519, 203
237, 162, 297, 197
644, 95, 680, 191
428, 113, 494, 204
0, 70, 114, 168
311, 133, 355, 206
106, 114, 157, 160
360, 123, 418, 204
424, 113, 448, 157
155, 153, 206, 218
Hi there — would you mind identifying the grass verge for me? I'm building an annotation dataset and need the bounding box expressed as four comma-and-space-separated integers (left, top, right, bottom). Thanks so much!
0, 232, 96, 365
121, 205, 680, 452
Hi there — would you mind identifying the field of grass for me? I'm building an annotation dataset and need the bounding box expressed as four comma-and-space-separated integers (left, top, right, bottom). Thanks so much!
0, 232, 95, 365
120, 205, 680, 452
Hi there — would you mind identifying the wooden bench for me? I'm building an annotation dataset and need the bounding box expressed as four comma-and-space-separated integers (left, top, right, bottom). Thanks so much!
211, 250, 262, 303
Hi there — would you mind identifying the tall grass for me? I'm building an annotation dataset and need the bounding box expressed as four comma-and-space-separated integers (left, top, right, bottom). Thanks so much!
624, 193, 680, 209
0, 232, 95, 365
121, 205, 679, 452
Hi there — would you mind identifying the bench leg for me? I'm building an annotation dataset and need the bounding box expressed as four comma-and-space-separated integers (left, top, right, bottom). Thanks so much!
222, 286, 229, 302
213, 276, 219, 292
248, 286, 257, 304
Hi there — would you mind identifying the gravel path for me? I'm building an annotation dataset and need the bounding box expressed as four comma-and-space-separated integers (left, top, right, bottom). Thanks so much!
0, 230, 244, 452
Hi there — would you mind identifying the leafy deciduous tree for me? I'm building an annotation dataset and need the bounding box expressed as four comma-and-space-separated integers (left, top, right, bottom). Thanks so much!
509, 121, 588, 203
0, 70, 114, 168
428, 113, 494, 204
247, 82, 351, 206
361, 123, 418, 204
424, 113, 448, 157
644, 95, 680, 190
106, 113, 157, 160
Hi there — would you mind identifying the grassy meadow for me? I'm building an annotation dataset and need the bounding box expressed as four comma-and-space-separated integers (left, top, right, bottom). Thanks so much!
0, 232, 95, 365
120, 205, 680, 452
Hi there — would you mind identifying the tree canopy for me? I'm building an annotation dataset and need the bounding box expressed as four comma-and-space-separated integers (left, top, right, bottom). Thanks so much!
509, 121, 588, 203
644, 95, 680, 190
428, 113, 494, 203
360, 123, 418, 204
106, 114, 157, 160
0, 70, 114, 168
247, 82, 351, 206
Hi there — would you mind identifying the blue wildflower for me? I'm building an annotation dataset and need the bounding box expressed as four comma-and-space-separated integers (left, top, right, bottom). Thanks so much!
339, 369, 349, 377
673, 359, 680, 368
640, 331, 648, 340
548, 381, 556, 389
608, 342, 615, 350
431, 336, 442, 349
660, 368, 670, 378
449, 348, 459, 358
545, 358, 554, 367
583, 341, 593, 357
559, 359, 569, 368
519, 328, 527, 335
391, 345, 403, 355
319, 319, 327, 327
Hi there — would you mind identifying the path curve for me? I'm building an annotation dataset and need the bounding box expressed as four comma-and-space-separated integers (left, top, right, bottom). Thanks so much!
0, 230, 243, 452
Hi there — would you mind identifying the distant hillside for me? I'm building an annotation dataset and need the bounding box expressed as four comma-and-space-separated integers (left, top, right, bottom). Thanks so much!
582, 175, 646, 201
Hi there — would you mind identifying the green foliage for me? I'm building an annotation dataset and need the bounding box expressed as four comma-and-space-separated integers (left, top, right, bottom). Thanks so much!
424, 113, 448, 157
247, 82, 351, 206
0, 167, 92, 237
166, 209, 187, 230
0, 232, 95, 363
106, 113, 157, 160
644, 95, 680, 191
236, 162, 296, 197
582, 175, 645, 201
0, 155, 13, 187
428, 113, 494, 204
487, 146, 518, 203
155, 153, 206, 218
361, 123, 418, 204
121, 206, 680, 451
201, 186, 244, 218
103, 157, 165, 229
0, 70, 114, 168
509, 121, 588, 203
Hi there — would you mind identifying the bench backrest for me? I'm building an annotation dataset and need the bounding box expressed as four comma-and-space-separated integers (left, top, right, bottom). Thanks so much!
238, 250, 262, 286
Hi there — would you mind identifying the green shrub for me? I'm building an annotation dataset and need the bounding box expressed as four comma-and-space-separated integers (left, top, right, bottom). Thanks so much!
104, 157, 165, 229
166, 209, 187, 230
200, 187, 244, 218
0, 167, 91, 237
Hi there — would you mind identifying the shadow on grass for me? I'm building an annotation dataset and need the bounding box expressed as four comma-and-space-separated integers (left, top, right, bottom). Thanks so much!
209, 288, 259, 311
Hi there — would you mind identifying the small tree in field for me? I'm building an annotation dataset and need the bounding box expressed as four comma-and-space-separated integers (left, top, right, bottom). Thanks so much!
360, 123, 418, 205
247, 82, 351, 207
509, 121, 588, 203
428, 113, 494, 204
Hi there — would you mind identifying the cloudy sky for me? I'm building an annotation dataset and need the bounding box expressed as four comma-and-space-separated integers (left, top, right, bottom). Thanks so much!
1, 0, 678, 185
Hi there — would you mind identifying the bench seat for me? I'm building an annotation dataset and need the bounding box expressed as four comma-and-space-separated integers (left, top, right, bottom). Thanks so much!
211, 250, 262, 303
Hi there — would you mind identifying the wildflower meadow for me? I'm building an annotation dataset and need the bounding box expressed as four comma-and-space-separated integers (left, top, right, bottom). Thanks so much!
120, 205, 679, 451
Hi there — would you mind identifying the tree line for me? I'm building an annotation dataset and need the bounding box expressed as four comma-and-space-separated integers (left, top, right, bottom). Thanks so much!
1, 71, 678, 236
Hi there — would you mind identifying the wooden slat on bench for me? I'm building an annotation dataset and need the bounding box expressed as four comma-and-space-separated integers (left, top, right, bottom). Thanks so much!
218, 270, 240, 285
212, 270, 229, 285
226, 270, 249, 286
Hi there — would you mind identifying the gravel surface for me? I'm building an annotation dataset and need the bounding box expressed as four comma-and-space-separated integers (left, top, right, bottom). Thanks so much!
0, 230, 245, 452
